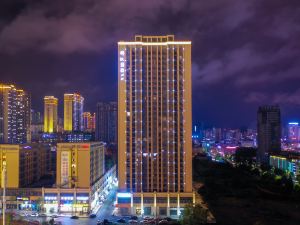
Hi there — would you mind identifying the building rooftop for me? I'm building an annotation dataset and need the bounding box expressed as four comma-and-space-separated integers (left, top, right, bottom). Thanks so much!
118, 35, 191, 45
270, 151, 300, 160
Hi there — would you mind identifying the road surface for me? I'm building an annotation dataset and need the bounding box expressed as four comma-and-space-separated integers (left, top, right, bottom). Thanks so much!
55, 187, 118, 225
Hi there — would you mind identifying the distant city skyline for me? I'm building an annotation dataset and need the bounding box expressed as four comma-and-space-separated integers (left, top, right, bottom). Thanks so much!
9, 87, 300, 130
1, 82, 298, 130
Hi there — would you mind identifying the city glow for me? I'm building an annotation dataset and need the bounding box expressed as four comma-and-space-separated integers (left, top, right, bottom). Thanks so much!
289, 122, 299, 125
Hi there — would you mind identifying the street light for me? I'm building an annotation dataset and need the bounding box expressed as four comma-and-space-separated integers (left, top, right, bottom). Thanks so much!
2, 155, 7, 225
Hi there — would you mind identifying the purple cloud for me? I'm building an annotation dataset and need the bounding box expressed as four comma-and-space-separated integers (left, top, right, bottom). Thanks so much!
0, 0, 300, 126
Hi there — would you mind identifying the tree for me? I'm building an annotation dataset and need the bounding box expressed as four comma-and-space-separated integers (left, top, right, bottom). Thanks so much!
280, 174, 294, 193
180, 204, 208, 225
253, 220, 266, 225
235, 147, 257, 166
6, 213, 13, 225
36, 197, 44, 212
49, 218, 55, 225
274, 168, 284, 176
251, 167, 261, 176
296, 174, 300, 184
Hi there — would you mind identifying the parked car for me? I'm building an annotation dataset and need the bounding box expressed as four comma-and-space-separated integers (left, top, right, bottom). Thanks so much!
30, 212, 38, 217
158, 220, 169, 225
89, 214, 97, 218
38, 213, 47, 217
117, 218, 126, 223
164, 217, 172, 221
20, 213, 28, 217
143, 220, 156, 225
103, 219, 110, 225
51, 214, 59, 218
144, 216, 153, 220
130, 216, 138, 220
70, 215, 79, 219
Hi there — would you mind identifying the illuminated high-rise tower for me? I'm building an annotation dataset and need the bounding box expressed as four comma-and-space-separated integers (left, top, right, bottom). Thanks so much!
83, 112, 96, 132
117, 35, 193, 216
90, 113, 96, 131
64, 93, 84, 132
0, 84, 31, 144
44, 96, 58, 133
288, 122, 299, 144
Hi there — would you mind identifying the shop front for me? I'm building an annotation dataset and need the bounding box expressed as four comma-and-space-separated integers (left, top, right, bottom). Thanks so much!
44, 194, 58, 213
74, 194, 89, 214
59, 193, 89, 214
0, 189, 43, 211
17, 196, 40, 211
60, 193, 74, 212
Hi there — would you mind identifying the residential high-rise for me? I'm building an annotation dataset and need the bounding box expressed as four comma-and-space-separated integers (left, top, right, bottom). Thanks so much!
288, 122, 299, 144
83, 112, 89, 131
31, 109, 43, 142
57, 117, 64, 132
64, 93, 84, 132
257, 105, 281, 162
95, 102, 117, 144
83, 112, 96, 132
0, 84, 31, 144
31, 109, 42, 124
44, 96, 58, 133
90, 113, 95, 131
117, 35, 193, 216
17, 89, 31, 143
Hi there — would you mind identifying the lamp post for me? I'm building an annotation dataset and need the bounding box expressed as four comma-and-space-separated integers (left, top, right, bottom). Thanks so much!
71, 163, 76, 216
2, 155, 7, 225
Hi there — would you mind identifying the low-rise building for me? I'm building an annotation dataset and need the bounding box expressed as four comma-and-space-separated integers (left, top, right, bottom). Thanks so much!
49, 142, 115, 214
269, 152, 300, 183
0, 144, 55, 188
116, 192, 195, 217
0, 141, 116, 214
43, 165, 116, 214
56, 142, 105, 189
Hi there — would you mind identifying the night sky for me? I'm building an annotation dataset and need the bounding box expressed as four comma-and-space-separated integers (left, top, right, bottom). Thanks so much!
1, 0, 300, 128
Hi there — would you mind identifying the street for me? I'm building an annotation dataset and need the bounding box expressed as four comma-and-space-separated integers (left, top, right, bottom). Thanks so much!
13, 186, 180, 224
53, 187, 117, 225
20, 187, 118, 225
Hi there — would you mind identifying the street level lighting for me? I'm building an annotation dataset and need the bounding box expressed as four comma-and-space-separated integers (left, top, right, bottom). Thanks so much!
2, 155, 7, 225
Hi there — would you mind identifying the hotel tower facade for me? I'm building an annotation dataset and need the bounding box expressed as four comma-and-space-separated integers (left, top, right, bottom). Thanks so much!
117, 35, 194, 216
44, 96, 58, 133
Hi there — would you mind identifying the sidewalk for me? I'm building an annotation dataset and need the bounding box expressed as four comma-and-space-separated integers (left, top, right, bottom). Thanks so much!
91, 203, 102, 215
46, 213, 89, 218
